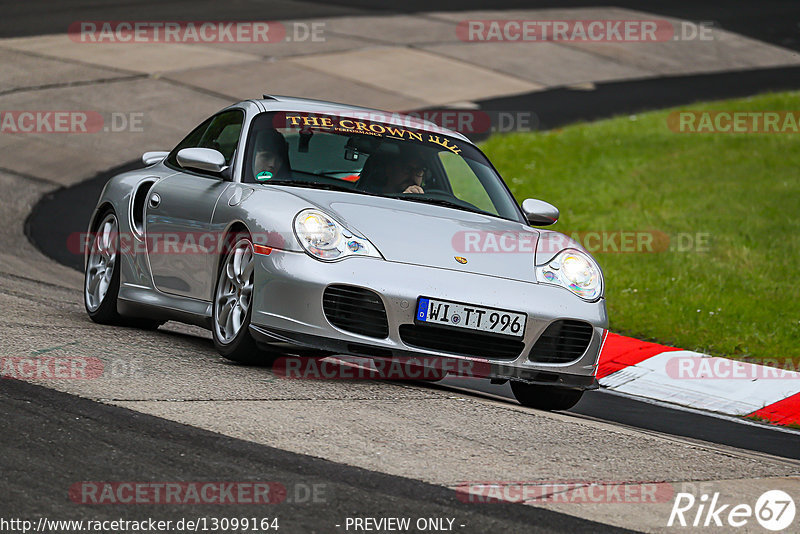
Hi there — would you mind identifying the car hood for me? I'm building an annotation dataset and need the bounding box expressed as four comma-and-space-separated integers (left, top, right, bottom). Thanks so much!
286, 188, 540, 282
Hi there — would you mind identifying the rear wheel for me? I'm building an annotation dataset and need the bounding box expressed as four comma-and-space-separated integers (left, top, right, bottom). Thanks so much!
84, 210, 163, 329
85, 211, 122, 324
212, 234, 274, 364
510, 382, 584, 411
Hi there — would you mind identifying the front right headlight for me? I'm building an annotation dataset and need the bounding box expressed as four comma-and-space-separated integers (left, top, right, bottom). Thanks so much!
293, 209, 382, 261
536, 248, 603, 301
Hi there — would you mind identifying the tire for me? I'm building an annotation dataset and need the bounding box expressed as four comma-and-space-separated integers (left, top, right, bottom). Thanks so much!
84, 209, 164, 330
510, 382, 584, 411
212, 233, 274, 365
85, 211, 124, 325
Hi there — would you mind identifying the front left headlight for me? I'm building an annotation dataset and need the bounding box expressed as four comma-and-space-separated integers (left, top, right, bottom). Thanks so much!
293, 209, 382, 261
536, 248, 603, 301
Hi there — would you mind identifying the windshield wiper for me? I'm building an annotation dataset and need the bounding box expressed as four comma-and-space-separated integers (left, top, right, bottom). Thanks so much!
386, 195, 487, 215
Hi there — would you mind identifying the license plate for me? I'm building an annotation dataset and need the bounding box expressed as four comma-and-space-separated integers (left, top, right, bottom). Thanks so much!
415, 297, 526, 338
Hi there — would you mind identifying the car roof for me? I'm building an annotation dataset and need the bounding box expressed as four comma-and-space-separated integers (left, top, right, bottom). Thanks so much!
254, 94, 473, 144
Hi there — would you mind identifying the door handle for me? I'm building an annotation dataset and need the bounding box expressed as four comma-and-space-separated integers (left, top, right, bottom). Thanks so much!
148, 193, 161, 209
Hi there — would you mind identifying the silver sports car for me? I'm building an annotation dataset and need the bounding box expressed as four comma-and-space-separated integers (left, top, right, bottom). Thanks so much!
84, 95, 608, 410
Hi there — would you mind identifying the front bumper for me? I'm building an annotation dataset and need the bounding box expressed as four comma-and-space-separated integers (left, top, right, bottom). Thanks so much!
250, 249, 608, 388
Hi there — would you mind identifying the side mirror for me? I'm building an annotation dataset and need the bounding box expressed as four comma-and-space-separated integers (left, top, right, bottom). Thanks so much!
521, 198, 559, 226
176, 148, 226, 174
142, 151, 168, 166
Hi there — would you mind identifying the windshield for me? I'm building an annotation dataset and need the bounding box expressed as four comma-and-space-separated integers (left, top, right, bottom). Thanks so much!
241, 112, 523, 221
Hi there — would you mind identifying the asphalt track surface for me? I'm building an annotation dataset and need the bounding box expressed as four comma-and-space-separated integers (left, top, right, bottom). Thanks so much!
25, 65, 800, 462
2, 0, 799, 53
1, 378, 626, 533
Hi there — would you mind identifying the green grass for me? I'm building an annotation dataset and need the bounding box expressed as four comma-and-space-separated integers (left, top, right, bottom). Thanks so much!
480, 91, 800, 362
746, 414, 800, 431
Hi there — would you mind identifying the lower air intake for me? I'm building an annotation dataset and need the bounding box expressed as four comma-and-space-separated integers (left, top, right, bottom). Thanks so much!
528, 320, 594, 364
322, 285, 389, 339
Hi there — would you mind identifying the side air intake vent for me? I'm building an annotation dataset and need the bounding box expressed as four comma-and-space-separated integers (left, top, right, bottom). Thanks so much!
131, 178, 157, 238
323, 285, 389, 339
528, 320, 594, 364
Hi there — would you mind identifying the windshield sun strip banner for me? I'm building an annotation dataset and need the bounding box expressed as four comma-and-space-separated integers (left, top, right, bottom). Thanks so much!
274, 112, 463, 154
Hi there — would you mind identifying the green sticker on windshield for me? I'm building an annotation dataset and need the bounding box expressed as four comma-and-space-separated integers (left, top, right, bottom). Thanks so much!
256, 171, 273, 182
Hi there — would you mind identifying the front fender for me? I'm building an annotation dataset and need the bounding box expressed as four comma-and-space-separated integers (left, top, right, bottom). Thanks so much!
211, 185, 316, 254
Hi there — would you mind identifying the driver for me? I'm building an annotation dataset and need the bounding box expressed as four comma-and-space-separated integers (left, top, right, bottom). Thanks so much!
359, 147, 427, 194
384, 153, 427, 194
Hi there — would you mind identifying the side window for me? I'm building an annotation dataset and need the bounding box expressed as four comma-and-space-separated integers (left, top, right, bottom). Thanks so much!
166, 110, 244, 172
165, 117, 213, 168
198, 111, 243, 164
213, 123, 242, 163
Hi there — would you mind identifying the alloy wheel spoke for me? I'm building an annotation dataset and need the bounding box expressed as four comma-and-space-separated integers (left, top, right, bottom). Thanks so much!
218, 300, 232, 327
87, 271, 102, 295
241, 282, 253, 296
95, 234, 106, 256
218, 293, 236, 309
240, 258, 254, 283
101, 221, 114, 253
98, 274, 110, 299
226, 261, 239, 288
225, 304, 235, 335
232, 248, 244, 283
231, 305, 242, 333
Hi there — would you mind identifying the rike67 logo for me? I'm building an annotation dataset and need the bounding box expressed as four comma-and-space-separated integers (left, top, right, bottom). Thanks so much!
668, 490, 796, 531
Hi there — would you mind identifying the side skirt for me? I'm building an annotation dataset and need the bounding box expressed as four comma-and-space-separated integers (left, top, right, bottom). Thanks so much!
118, 284, 212, 329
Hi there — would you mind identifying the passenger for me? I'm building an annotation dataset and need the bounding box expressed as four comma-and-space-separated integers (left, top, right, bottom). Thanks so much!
252, 130, 290, 181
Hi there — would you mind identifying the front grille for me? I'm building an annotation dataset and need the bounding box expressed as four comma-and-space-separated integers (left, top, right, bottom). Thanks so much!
322, 285, 389, 339
399, 324, 524, 360
528, 320, 594, 364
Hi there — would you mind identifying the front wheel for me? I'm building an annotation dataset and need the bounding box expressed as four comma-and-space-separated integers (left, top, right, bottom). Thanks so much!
212, 235, 273, 364
510, 382, 584, 411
